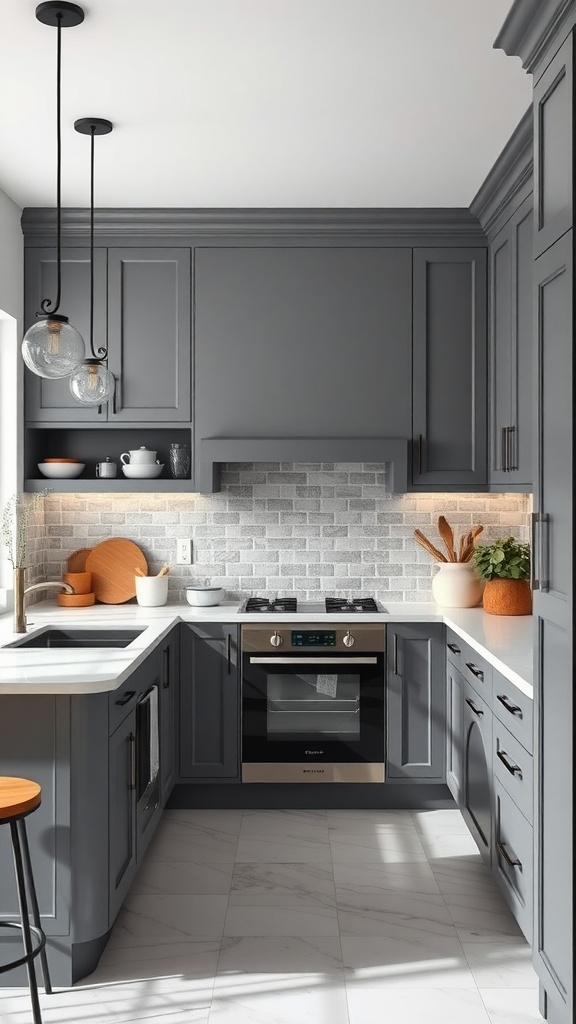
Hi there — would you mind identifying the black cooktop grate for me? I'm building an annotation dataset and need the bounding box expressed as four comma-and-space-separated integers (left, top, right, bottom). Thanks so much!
245, 597, 298, 613
325, 597, 379, 613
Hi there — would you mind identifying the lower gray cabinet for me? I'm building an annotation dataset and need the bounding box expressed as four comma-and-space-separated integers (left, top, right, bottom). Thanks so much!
386, 623, 445, 780
160, 627, 179, 803
179, 623, 239, 779
108, 709, 137, 922
461, 680, 492, 867
446, 659, 464, 802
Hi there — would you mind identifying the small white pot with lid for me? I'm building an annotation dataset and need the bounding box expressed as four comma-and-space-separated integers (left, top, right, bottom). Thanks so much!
185, 584, 225, 607
120, 446, 158, 465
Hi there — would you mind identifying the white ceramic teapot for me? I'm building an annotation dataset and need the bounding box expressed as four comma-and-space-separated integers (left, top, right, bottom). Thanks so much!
120, 446, 158, 465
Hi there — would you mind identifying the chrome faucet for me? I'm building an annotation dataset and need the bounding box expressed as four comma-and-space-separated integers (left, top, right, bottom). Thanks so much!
14, 580, 75, 634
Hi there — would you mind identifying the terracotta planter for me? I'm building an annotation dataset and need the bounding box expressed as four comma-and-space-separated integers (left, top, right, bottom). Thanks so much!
482, 578, 532, 616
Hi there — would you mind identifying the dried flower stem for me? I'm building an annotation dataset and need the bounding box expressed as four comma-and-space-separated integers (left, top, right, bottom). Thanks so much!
1, 493, 46, 569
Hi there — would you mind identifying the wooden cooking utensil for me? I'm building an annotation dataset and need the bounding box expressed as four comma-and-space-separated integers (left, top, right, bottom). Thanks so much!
67, 548, 92, 572
157, 564, 170, 577
85, 538, 148, 604
438, 515, 456, 561
134, 566, 147, 577
413, 529, 447, 563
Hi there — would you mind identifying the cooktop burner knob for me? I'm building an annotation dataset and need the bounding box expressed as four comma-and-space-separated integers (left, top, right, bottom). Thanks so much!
343, 631, 355, 648
270, 631, 283, 648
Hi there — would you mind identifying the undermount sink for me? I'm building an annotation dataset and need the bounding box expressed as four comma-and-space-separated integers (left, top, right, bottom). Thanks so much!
5, 628, 145, 650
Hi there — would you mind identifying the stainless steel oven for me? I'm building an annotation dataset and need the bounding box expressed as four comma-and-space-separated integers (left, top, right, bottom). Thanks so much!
241, 624, 386, 782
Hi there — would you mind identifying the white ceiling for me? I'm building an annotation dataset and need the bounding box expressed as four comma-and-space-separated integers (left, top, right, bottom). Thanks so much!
0, 0, 531, 210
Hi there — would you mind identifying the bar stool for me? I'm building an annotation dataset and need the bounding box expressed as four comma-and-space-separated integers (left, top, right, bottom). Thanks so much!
0, 777, 52, 1024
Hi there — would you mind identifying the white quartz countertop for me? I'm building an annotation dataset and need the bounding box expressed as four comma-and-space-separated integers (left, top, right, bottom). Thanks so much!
0, 600, 533, 697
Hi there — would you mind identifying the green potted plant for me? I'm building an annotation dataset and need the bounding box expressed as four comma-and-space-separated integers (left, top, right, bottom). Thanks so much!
473, 536, 532, 615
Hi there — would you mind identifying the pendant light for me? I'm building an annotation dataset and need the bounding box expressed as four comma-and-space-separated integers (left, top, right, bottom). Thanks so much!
69, 118, 115, 406
21, 2, 86, 379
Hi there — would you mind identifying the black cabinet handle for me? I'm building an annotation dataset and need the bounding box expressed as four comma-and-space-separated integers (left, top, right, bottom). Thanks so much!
501, 426, 508, 472
162, 645, 170, 688
447, 642, 461, 655
497, 749, 522, 778
507, 426, 517, 472
465, 662, 484, 681
129, 732, 136, 790
417, 434, 423, 475
115, 689, 136, 706
465, 697, 484, 717
226, 632, 231, 675
497, 841, 522, 869
496, 694, 523, 718
392, 633, 398, 675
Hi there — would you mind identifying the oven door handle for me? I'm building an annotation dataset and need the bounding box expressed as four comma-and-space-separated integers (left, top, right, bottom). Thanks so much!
248, 657, 379, 665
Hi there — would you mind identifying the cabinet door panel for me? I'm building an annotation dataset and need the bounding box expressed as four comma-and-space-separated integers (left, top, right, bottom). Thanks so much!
462, 683, 492, 866
534, 34, 573, 257
24, 248, 106, 423
489, 228, 512, 482
179, 624, 239, 778
512, 200, 534, 485
160, 631, 178, 804
387, 624, 445, 780
446, 661, 464, 802
107, 248, 191, 422
109, 712, 137, 922
412, 248, 487, 488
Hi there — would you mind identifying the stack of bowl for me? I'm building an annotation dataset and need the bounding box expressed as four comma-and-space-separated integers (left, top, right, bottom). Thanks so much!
57, 571, 95, 607
38, 458, 85, 479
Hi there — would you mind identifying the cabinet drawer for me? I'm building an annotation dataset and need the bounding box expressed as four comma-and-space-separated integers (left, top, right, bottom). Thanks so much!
493, 719, 533, 824
493, 779, 533, 943
446, 630, 493, 702
109, 675, 140, 734
492, 670, 533, 754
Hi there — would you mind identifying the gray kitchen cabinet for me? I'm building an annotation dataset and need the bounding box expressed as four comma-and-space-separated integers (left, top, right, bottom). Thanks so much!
159, 627, 179, 804
489, 196, 534, 489
107, 248, 191, 423
445, 656, 464, 803
24, 247, 107, 423
386, 623, 445, 780
532, 228, 573, 1019
179, 623, 239, 779
493, 778, 533, 943
461, 679, 492, 867
194, 246, 412, 465
534, 33, 573, 258
24, 246, 191, 425
108, 708, 137, 922
412, 248, 487, 490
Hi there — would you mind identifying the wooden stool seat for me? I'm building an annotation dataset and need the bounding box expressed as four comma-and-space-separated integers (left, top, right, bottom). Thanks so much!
0, 776, 51, 1023
0, 777, 42, 822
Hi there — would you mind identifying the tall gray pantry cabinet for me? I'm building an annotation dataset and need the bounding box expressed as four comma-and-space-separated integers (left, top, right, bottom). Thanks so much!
497, 5, 575, 1022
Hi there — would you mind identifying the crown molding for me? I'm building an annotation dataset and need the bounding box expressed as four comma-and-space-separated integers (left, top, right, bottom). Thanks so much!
469, 108, 533, 237
20, 207, 486, 243
494, 0, 575, 74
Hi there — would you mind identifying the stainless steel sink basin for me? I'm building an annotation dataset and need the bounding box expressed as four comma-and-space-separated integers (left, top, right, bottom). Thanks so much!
5, 628, 144, 650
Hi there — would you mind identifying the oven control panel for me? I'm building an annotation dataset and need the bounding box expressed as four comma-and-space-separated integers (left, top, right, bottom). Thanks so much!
291, 631, 337, 647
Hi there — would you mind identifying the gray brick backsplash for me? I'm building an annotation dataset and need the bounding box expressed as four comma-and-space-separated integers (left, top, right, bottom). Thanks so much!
34, 465, 531, 602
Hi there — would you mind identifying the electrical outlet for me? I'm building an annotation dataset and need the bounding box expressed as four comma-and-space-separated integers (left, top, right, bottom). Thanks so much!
176, 539, 192, 564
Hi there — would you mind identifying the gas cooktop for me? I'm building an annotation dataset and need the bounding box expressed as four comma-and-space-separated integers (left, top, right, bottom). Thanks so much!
241, 596, 385, 614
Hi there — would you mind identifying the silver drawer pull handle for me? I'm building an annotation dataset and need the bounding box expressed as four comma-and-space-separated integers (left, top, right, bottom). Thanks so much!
496, 694, 523, 718
465, 697, 483, 717
497, 841, 522, 869
497, 749, 522, 778
249, 657, 378, 665
465, 662, 484, 681
447, 642, 461, 654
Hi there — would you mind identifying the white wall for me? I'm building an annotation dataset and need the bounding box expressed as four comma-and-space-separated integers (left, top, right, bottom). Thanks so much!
0, 185, 24, 602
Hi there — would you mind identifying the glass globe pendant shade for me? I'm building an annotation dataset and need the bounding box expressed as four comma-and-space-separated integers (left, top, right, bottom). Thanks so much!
22, 316, 85, 379
69, 359, 113, 406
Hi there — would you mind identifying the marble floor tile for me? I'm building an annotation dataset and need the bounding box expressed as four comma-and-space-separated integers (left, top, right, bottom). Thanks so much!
159, 810, 244, 836
420, 832, 483, 858
333, 859, 441, 895
479, 988, 543, 1023
347, 987, 493, 1024
462, 942, 538, 989
234, 835, 331, 863
114, 895, 229, 942
327, 808, 416, 832
444, 893, 524, 943
209, 973, 350, 1024
0, 986, 126, 1024
330, 831, 428, 866
337, 889, 457, 940
216, 936, 344, 976
240, 809, 328, 838
81, 938, 221, 988
430, 854, 500, 896
342, 934, 477, 988
224, 892, 339, 935
130, 858, 234, 896
231, 861, 336, 901
412, 808, 471, 836
144, 829, 238, 864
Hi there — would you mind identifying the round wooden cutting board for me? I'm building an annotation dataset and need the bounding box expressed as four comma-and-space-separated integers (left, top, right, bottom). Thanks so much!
85, 538, 148, 604
67, 547, 92, 572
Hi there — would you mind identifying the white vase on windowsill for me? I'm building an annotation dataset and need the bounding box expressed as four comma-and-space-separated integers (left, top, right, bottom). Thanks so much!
431, 562, 483, 608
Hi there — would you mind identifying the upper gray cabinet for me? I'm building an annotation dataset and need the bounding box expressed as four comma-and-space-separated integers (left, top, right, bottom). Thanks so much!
489, 196, 533, 489
107, 248, 191, 423
24, 247, 107, 423
194, 246, 412, 457
411, 248, 487, 490
534, 33, 573, 258
24, 247, 191, 425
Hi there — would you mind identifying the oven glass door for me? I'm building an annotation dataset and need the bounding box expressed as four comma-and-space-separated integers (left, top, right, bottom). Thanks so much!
242, 654, 384, 763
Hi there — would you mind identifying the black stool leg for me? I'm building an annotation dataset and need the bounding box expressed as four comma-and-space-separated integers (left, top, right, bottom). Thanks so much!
17, 818, 52, 994
10, 821, 43, 1024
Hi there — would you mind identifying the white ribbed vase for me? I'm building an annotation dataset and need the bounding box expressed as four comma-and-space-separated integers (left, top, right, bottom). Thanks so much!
431, 562, 483, 608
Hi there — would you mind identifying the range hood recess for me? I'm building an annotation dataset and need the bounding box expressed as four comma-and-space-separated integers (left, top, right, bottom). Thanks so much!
198, 438, 408, 493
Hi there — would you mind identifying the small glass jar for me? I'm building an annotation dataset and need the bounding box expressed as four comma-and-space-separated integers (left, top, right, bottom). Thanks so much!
169, 443, 191, 479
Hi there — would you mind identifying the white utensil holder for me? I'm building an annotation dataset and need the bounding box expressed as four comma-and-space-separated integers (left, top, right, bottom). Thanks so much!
135, 575, 169, 607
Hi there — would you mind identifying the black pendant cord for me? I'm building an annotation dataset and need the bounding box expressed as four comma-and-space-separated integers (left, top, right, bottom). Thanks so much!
38, 12, 63, 318
88, 126, 107, 360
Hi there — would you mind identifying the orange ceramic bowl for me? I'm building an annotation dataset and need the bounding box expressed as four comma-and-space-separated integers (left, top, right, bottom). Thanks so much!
63, 571, 92, 595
